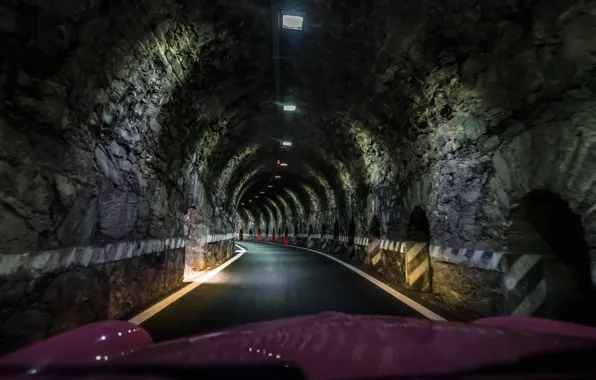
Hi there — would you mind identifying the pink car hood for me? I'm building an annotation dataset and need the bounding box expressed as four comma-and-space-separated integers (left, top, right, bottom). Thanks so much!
2, 312, 596, 379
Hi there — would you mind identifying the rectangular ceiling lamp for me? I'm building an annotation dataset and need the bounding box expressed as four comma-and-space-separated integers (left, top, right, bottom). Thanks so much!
282, 15, 303, 30
275, 175, 281, 179
282, 141, 292, 147
268, 185, 273, 188
280, 163, 288, 167
283, 105, 297, 112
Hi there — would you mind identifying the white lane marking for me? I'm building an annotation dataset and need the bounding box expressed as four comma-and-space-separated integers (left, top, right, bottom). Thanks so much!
128, 245, 246, 325
260, 242, 446, 321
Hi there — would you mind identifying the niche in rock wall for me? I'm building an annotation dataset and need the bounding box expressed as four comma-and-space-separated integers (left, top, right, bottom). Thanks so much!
266, 227, 269, 236
348, 220, 356, 239
308, 225, 314, 235
369, 216, 381, 239
321, 223, 327, 236
506, 190, 595, 324
334, 220, 340, 237
406, 207, 430, 242
294, 224, 298, 236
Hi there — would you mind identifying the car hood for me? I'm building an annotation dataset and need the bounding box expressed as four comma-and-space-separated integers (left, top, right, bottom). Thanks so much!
2, 312, 596, 379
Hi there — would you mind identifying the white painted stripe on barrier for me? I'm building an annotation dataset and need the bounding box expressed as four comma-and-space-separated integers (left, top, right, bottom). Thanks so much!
367, 239, 380, 253
262, 242, 445, 321
511, 279, 547, 316
471, 250, 484, 263
505, 255, 541, 290
129, 244, 246, 325
0, 233, 236, 278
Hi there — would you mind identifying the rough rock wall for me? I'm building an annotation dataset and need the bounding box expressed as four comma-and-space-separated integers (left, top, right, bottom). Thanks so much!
0, 0, 223, 255
0, 0, 262, 256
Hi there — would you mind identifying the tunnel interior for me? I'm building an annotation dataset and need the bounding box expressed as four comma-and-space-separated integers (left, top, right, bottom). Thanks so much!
1, 0, 596, 351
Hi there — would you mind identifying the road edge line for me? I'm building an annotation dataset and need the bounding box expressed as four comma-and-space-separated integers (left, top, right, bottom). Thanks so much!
260, 241, 446, 321
128, 244, 246, 325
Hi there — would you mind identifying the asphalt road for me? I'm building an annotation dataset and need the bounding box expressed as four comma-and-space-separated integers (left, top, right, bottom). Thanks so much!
141, 241, 424, 342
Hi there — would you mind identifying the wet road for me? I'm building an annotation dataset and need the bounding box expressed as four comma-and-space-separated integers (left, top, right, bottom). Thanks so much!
141, 241, 424, 342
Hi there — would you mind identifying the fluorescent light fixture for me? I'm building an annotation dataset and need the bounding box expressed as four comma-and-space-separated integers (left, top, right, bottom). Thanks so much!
283, 105, 296, 112
282, 15, 303, 30
241, 203, 245, 205
255, 196, 259, 198
249, 200, 253, 202
275, 175, 281, 179
281, 141, 292, 147
260, 191, 265, 194
268, 185, 273, 188
280, 163, 288, 167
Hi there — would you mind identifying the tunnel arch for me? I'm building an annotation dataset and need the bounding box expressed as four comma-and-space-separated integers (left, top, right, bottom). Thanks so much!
506, 190, 595, 323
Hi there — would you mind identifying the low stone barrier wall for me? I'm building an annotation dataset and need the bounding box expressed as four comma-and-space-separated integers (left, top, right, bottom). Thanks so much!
430, 246, 545, 318
265, 234, 547, 320
1, 233, 237, 354
185, 233, 236, 273
0, 237, 185, 354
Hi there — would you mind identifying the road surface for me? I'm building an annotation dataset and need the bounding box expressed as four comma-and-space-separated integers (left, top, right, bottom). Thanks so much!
141, 241, 425, 342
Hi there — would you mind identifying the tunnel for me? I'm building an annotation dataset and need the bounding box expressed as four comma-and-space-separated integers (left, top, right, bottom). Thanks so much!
1, 0, 596, 354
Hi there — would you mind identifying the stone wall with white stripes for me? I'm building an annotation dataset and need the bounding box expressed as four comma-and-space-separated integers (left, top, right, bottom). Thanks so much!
0, 233, 235, 355
271, 232, 553, 319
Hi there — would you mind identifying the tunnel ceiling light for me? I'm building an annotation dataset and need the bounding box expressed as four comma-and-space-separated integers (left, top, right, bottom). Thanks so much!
275, 175, 281, 179
249, 200, 253, 202
282, 15, 303, 30
260, 191, 265, 194
241, 203, 245, 205
268, 185, 273, 188
280, 163, 288, 167
255, 196, 259, 198
281, 141, 292, 147
283, 105, 297, 112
